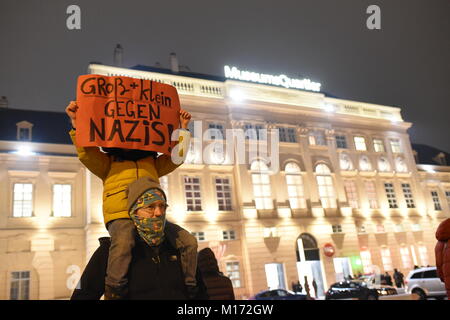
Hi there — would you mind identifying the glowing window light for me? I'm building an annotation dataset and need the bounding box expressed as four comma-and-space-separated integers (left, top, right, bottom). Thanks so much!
13, 145, 36, 156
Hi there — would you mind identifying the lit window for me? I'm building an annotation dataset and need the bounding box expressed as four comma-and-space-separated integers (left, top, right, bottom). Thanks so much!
344, 180, 359, 209
159, 175, 169, 203
10, 271, 30, 300
185, 144, 198, 164
359, 156, 372, 171
418, 245, 429, 266
394, 224, 405, 232
184, 177, 202, 211
226, 261, 241, 288
53, 184, 72, 217
354, 136, 367, 151
13, 183, 33, 217
215, 177, 232, 211
315, 164, 336, 208
384, 183, 398, 209
365, 181, 378, 209
222, 230, 236, 241
395, 157, 408, 172
373, 139, 385, 152
335, 135, 348, 149
332, 224, 343, 233
381, 247, 393, 271
390, 139, 402, 153
285, 163, 306, 209
191, 232, 206, 242
412, 223, 421, 231
208, 123, 225, 140
309, 130, 326, 146
251, 161, 272, 209
339, 153, 353, 171
360, 249, 373, 273
400, 246, 412, 269
401, 183, 415, 208
431, 191, 442, 211
378, 157, 391, 172
263, 227, 278, 238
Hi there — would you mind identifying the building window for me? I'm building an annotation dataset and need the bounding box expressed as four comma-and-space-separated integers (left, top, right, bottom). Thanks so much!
278, 127, 297, 143
378, 157, 391, 172
215, 177, 232, 211
191, 232, 206, 242
384, 183, 398, 209
360, 249, 373, 274
222, 230, 236, 241
354, 136, 367, 151
376, 224, 386, 233
13, 183, 33, 217
285, 163, 306, 209
159, 175, 169, 203
16, 121, 33, 141
390, 139, 402, 153
431, 191, 442, 211
400, 246, 412, 269
401, 183, 415, 208
309, 130, 326, 146
344, 180, 359, 209
263, 227, 278, 238
226, 261, 241, 288
381, 247, 393, 271
208, 123, 225, 140
418, 245, 429, 266
394, 224, 405, 233
251, 161, 272, 209
412, 223, 421, 232
10, 271, 30, 300
395, 157, 408, 172
244, 123, 265, 140
315, 164, 336, 208
184, 177, 202, 211
358, 225, 367, 234
339, 153, 353, 171
373, 139, 385, 152
335, 135, 348, 149
52, 184, 72, 217
359, 156, 372, 171
365, 181, 378, 209
332, 224, 343, 233
445, 191, 450, 208
185, 144, 198, 164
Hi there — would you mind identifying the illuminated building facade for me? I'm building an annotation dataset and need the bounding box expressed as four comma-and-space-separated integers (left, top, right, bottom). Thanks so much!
0, 63, 449, 299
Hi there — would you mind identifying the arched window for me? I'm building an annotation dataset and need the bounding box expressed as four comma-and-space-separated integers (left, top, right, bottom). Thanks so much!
359, 156, 372, 171
285, 162, 306, 209
315, 164, 336, 208
251, 160, 273, 209
378, 157, 391, 172
395, 157, 408, 172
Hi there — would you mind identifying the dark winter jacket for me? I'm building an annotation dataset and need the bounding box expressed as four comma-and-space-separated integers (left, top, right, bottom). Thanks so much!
435, 218, 450, 297
197, 248, 235, 300
71, 237, 204, 300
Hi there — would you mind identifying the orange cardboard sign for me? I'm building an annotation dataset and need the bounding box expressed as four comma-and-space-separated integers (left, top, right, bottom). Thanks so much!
75, 74, 180, 155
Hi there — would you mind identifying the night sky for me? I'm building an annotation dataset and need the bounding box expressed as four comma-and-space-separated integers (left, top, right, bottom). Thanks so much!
1, 0, 449, 152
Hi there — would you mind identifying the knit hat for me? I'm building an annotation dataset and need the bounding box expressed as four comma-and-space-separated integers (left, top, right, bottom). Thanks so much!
127, 177, 167, 213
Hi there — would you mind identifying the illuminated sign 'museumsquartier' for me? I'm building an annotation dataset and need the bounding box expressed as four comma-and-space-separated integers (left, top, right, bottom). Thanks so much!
224, 65, 321, 92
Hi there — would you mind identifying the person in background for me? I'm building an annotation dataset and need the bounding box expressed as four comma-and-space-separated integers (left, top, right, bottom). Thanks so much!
435, 218, 450, 298
384, 272, 393, 286
197, 247, 235, 300
393, 269, 405, 288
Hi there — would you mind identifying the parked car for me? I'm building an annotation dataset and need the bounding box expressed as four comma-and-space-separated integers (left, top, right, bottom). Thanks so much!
405, 266, 447, 300
325, 280, 397, 300
251, 289, 311, 300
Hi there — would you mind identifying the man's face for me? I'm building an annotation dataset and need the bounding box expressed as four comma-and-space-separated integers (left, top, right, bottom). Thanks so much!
136, 199, 167, 219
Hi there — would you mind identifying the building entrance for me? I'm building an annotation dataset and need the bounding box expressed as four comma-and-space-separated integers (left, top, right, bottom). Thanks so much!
295, 233, 326, 298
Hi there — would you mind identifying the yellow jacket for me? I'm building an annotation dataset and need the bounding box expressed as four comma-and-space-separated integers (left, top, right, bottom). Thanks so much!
69, 129, 191, 225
